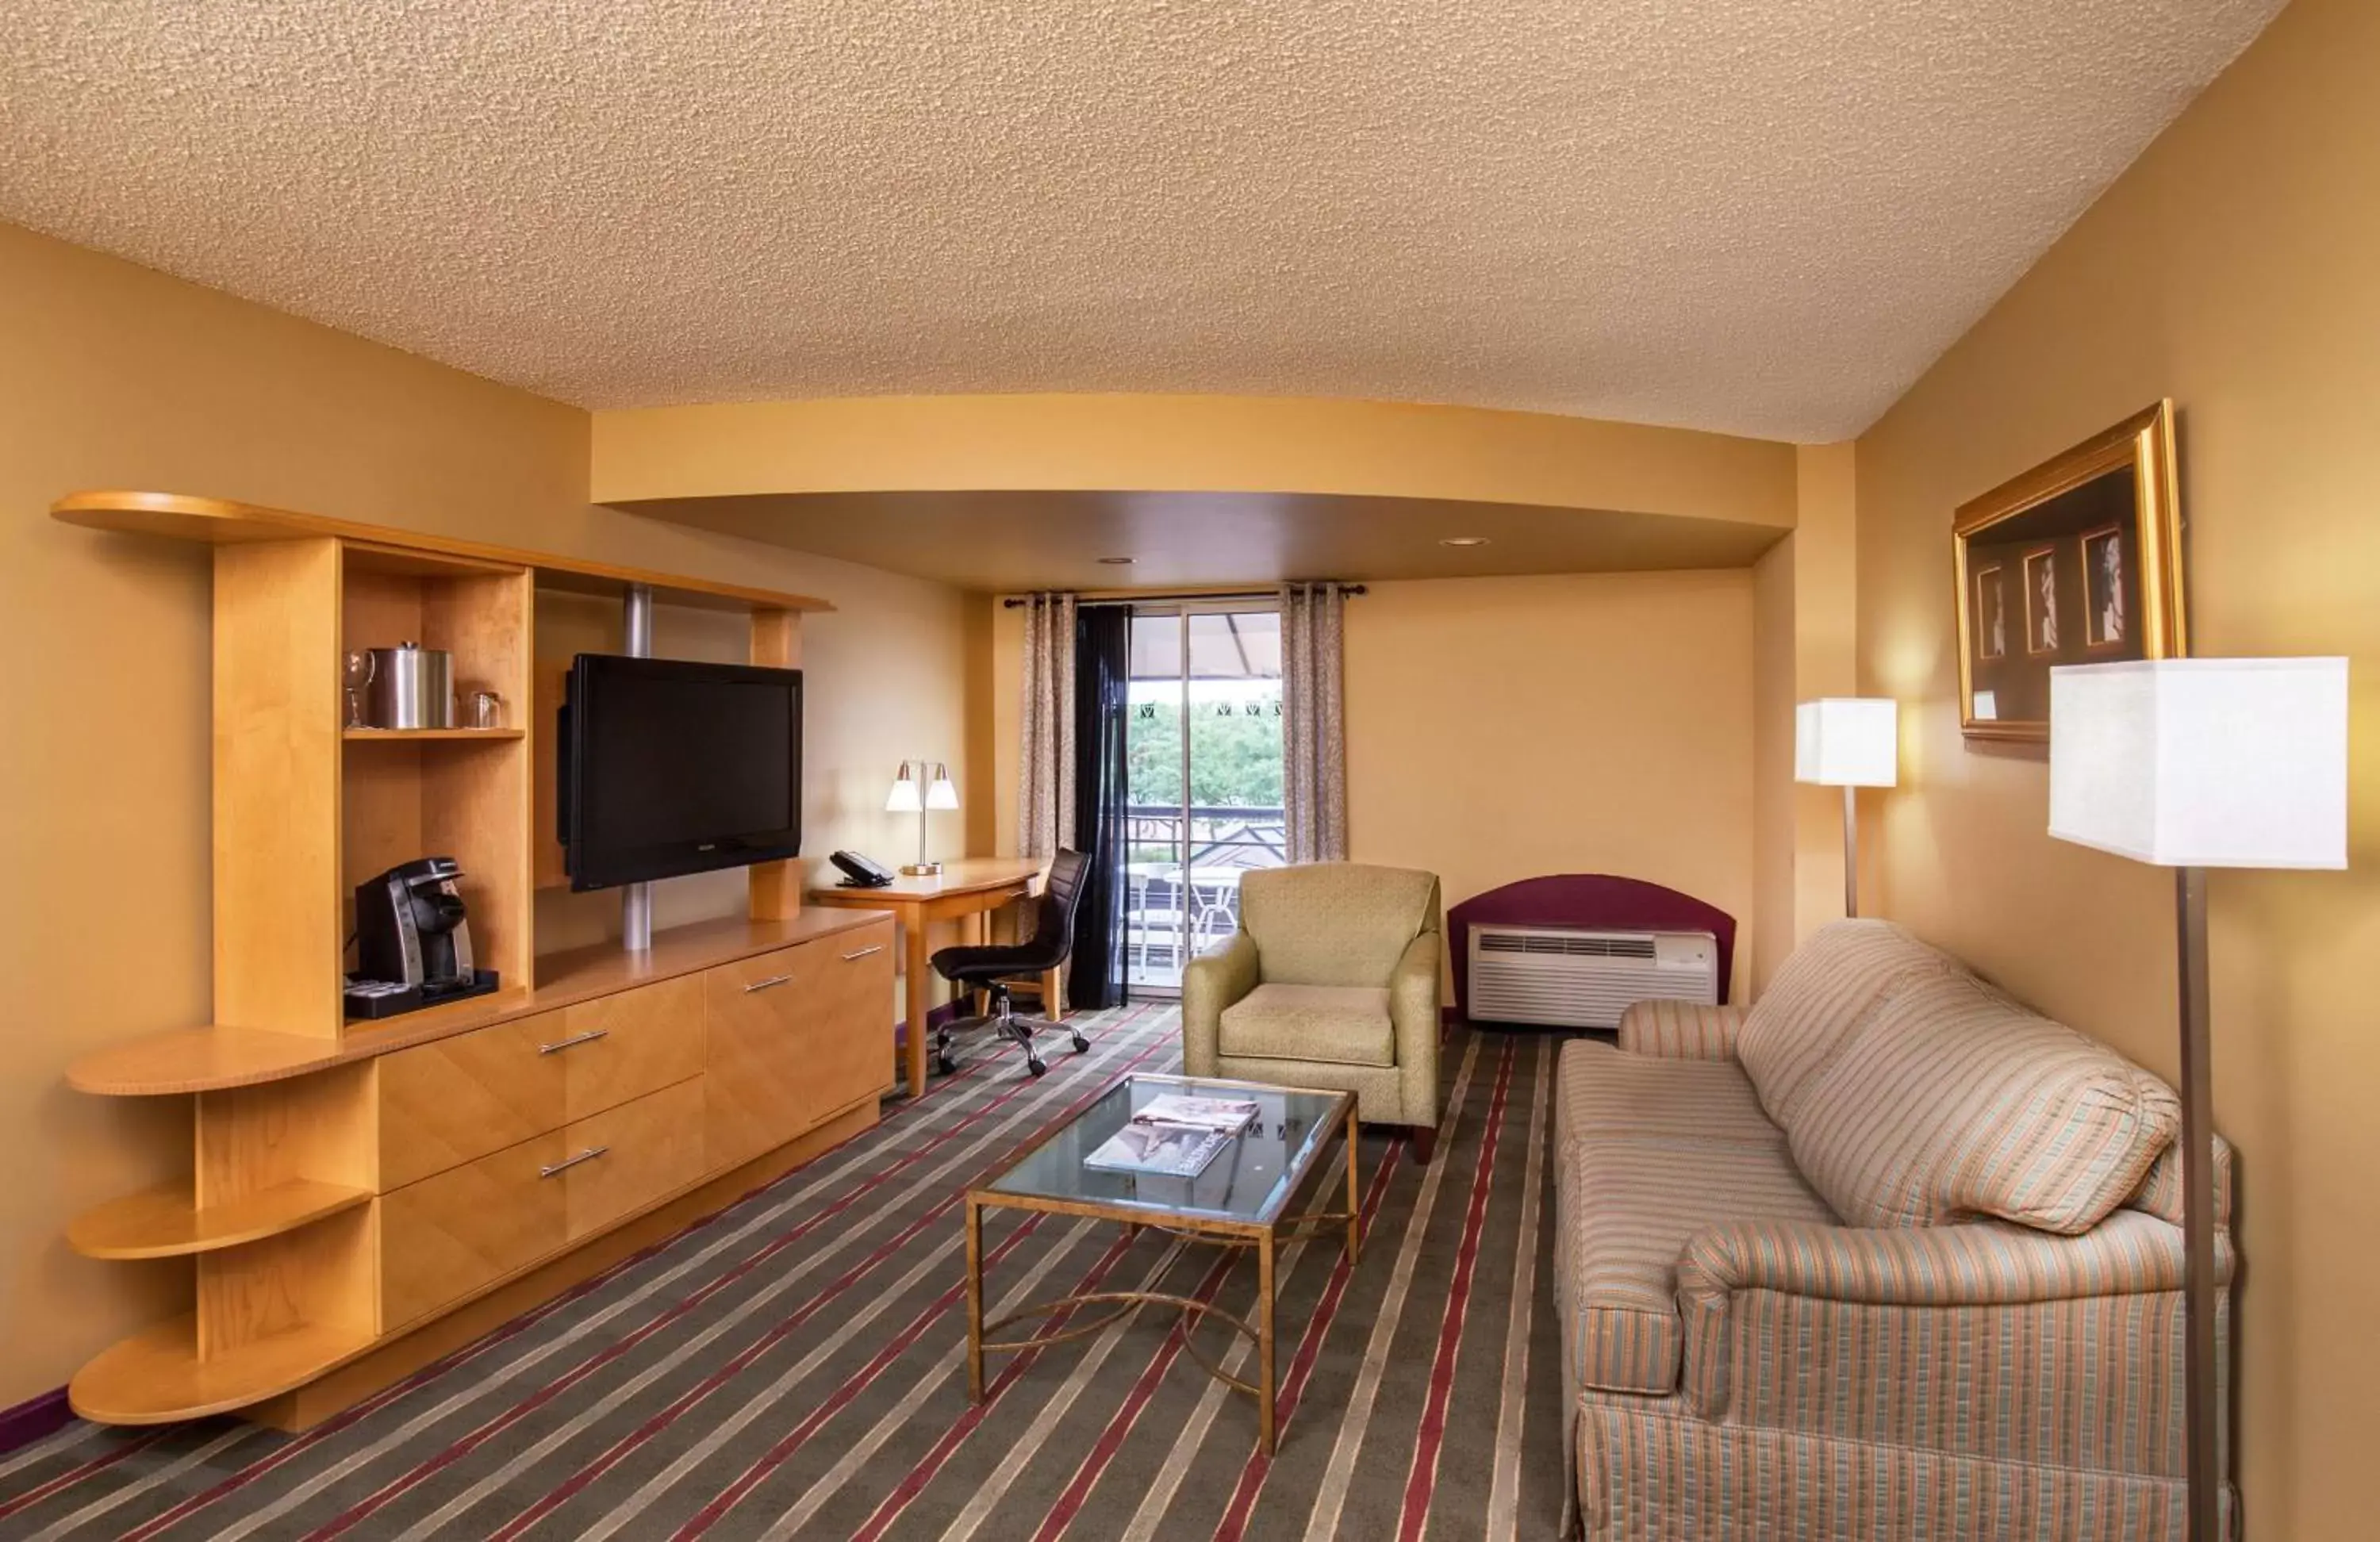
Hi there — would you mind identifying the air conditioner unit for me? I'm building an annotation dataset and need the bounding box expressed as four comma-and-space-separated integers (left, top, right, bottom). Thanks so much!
1464, 926, 1718, 1029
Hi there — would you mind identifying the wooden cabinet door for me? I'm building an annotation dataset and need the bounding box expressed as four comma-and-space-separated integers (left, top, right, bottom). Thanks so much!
703, 945, 812, 1171
807, 922, 896, 1118
703, 922, 894, 1169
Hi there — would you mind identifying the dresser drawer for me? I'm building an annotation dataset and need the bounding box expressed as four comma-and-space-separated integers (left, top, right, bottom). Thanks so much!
561, 1077, 707, 1239
377, 1015, 565, 1191
379, 1130, 569, 1329
377, 1076, 706, 1329
549, 973, 705, 1123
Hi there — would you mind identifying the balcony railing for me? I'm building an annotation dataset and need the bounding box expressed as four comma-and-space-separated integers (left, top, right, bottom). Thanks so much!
1124, 802, 1284, 988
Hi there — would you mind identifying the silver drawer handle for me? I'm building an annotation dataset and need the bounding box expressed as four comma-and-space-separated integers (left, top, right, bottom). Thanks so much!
539, 1145, 609, 1179
537, 1028, 610, 1055
744, 973, 795, 993
841, 946, 885, 961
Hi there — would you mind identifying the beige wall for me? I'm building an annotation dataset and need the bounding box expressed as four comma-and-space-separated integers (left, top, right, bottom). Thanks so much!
1750, 539, 1800, 992
0, 221, 969, 1410
1855, 0, 2380, 1532
988, 573, 1760, 1003
1749, 444, 1862, 991
1346, 573, 1757, 1001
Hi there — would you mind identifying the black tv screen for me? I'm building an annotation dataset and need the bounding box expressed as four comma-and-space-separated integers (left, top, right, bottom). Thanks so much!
560, 654, 803, 892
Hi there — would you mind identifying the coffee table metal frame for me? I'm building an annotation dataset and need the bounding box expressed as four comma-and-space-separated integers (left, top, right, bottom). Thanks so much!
962, 1072, 1361, 1455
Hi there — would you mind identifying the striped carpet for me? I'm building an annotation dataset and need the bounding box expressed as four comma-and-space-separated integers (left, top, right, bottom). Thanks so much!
0, 1005, 1572, 1540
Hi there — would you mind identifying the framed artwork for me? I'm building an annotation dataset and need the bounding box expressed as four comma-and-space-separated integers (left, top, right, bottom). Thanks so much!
1952, 400, 2186, 740
2080, 523, 2127, 648
2022, 547, 2059, 654
1973, 564, 2006, 660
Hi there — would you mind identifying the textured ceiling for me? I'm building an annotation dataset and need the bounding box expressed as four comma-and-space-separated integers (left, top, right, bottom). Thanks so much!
1, 1, 2282, 441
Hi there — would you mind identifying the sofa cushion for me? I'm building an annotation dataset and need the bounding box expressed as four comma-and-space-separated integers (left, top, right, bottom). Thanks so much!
1555, 1038, 1784, 1155
1735, 919, 1965, 1128
1555, 1137, 1835, 1396
1238, 863, 1439, 987
1785, 971, 2181, 1235
1219, 983, 1395, 1067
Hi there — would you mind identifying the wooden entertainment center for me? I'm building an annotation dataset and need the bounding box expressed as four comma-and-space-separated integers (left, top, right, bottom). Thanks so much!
53, 491, 899, 1429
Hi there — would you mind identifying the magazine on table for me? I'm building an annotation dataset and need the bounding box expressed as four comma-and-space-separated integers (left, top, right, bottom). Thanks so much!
1133, 1094, 1261, 1134
1084, 1094, 1262, 1178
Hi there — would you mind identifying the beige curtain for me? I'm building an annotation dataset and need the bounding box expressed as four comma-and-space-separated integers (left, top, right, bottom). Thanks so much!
1280, 581, 1349, 862
1015, 593, 1077, 859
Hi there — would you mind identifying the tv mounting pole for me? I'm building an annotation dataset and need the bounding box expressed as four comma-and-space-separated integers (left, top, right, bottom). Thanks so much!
621, 583, 654, 952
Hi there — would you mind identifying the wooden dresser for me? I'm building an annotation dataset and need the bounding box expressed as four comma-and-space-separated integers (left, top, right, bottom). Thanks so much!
54, 491, 896, 1429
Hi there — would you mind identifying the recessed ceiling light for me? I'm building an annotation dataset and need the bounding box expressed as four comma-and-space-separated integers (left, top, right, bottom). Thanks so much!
1097, 556, 1137, 565
1439, 536, 1491, 547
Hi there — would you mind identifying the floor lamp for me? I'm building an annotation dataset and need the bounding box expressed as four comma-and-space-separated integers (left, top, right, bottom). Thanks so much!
2048, 658, 2351, 1542
1795, 697, 1899, 916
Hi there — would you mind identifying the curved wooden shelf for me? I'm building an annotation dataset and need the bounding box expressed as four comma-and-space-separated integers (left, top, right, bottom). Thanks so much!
52, 490, 835, 614
343, 726, 524, 742
69, 1314, 378, 1425
67, 1180, 374, 1260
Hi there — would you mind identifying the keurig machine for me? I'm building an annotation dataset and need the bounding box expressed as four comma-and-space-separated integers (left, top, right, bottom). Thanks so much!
348, 855, 501, 1018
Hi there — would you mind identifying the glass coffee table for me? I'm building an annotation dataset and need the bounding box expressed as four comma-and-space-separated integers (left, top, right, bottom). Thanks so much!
964, 1072, 1360, 1453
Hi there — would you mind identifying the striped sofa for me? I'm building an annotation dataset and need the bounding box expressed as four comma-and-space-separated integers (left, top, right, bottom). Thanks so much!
1555, 919, 2236, 1540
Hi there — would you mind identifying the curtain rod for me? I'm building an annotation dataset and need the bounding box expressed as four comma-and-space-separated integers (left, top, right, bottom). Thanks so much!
1001, 585, 1366, 608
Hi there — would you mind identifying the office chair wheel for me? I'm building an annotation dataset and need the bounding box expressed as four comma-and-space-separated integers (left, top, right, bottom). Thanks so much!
1027, 1053, 1048, 1078
1070, 1031, 1090, 1053
936, 1051, 960, 1076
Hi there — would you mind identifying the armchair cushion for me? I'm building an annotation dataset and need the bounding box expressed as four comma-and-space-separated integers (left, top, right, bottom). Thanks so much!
1219, 984, 1395, 1068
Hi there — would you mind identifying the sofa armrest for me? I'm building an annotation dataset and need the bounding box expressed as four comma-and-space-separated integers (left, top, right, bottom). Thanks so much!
1181, 932, 1260, 1077
1672, 1210, 2232, 1479
1676, 1208, 2228, 1313
1388, 930, 1441, 1126
1615, 999, 1747, 1060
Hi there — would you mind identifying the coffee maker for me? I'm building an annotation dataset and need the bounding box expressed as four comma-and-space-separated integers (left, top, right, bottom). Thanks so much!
349, 856, 499, 1018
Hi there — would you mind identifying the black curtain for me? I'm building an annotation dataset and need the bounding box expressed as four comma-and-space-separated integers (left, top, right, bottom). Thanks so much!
1068, 606, 1131, 1011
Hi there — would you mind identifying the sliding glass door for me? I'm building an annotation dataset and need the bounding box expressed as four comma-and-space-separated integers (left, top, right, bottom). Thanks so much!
1123, 604, 1285, 995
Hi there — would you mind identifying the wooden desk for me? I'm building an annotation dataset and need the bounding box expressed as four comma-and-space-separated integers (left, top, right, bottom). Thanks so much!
808, 857, 1059, 1098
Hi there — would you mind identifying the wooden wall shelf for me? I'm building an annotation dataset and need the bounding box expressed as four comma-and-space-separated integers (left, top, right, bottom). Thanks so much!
67, 1181, 374, 1260
70, 1314, 379, 1425
342, 727, 524, 742
54, 489, 886, 1433
52, 490, 835, 613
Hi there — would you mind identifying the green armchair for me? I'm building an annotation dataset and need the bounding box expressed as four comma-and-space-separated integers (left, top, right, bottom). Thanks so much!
1182, 863, 1444, 1160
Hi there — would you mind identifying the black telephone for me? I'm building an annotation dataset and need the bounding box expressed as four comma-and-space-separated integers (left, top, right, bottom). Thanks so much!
830, 850, 896, 888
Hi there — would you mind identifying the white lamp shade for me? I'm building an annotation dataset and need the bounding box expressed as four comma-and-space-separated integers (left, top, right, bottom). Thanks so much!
885, 767, 923, 813
2049, 658, 2349, 869
1795, 698, 1899, 788
926, 769, 959, 811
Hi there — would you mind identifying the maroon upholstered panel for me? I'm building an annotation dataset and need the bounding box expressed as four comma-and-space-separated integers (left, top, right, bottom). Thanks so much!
1447, 873, 1738, 1015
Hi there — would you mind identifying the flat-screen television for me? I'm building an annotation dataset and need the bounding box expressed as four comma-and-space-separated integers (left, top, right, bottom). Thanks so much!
559, 654, 803, 892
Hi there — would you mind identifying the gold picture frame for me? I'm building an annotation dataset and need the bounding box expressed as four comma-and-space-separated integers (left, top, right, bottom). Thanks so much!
1952, 400, 2186, 741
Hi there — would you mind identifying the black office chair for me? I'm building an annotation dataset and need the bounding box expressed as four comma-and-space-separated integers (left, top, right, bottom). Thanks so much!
929, 849, 1092, 1078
